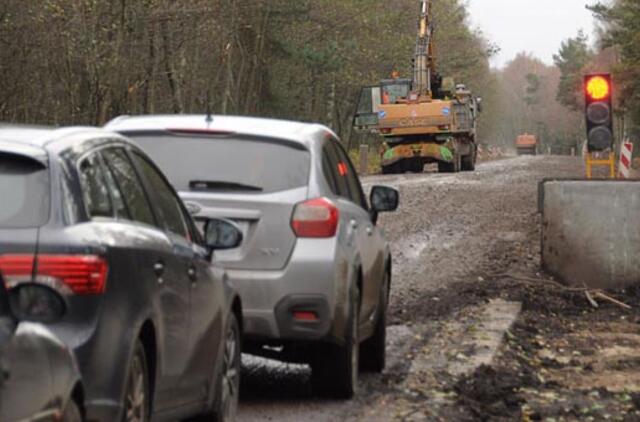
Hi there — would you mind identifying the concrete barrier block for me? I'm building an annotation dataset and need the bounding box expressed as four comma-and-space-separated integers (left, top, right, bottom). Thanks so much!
540, 180, 640, 289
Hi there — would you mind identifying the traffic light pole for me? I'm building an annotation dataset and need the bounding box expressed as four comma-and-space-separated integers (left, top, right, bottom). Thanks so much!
585, 152, 616, 179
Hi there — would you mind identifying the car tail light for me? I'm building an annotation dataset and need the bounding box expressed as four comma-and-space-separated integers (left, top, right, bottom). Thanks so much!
0, 255, 34, 282
291, 198, 339, 238
0, 255, 108, 295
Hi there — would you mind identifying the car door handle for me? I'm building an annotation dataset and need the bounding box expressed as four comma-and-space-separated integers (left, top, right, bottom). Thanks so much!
154, 261, 165, 276
187, 266, 197, 282
366, 226, 373, 236
350, 219, 359, 230
154, 261, 165, 284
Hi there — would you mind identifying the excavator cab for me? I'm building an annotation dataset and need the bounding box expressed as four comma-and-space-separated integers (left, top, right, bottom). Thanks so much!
353, 85, 382, 131
353, 79, 412, 131
381, 79, 412, 103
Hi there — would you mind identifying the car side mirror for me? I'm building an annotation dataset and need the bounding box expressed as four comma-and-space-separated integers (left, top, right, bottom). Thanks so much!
204, 218, 243, 252
8, 284, 67, 324
370, 185, 399, 224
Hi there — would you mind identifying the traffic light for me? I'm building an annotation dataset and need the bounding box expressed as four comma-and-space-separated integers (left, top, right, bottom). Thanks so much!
584, 73, 613, 152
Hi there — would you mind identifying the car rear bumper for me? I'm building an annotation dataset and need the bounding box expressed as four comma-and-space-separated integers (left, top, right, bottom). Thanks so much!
224, 238, 348, 342
274, 294, 331, 339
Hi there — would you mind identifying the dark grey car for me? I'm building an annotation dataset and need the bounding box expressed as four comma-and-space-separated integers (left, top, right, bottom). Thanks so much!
0, 282, 83, 422
107, 115, 399, 399
0, 126, 244, 421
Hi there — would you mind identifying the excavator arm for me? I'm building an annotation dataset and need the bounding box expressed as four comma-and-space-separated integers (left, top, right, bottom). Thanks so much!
353, 0, 440, 131
413, 0, 436, 97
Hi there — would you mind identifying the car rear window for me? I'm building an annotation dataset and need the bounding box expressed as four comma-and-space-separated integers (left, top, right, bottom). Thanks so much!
0, 153, 50, 228
129, 135, 310, 194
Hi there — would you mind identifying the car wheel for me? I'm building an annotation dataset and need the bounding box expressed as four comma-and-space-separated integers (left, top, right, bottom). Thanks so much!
122, 340, 150, 422
61, 399, 83, 422
210, 313, 241, 422
311, 288, 359, 399
360, 271, 389, 372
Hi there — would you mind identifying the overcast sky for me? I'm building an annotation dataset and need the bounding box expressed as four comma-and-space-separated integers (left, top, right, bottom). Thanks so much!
467, 0, 597, 68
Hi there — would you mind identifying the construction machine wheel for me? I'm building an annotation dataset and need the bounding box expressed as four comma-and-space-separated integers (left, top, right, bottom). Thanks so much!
461, 149, 476, 171
404, 159, 424, 173
438, 153, 461, 173
411, 160, 424, 173
381, 162, 402, 175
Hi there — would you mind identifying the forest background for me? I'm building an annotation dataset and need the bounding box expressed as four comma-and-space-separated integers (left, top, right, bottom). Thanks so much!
1, 0, 637, 156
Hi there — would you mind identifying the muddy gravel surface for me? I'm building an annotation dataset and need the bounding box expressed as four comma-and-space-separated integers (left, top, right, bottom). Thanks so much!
236, 156, 590, 421
369, 156, 583, 326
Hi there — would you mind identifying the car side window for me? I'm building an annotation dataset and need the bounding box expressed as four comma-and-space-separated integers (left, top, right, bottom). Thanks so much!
131, 151, 190, 240
322, 144, 339, 195
78, 153, 113, 218
101, 147, 156, 227
332, 140, 368, 210
324, 141, 350, 199
97, 152, 130, 220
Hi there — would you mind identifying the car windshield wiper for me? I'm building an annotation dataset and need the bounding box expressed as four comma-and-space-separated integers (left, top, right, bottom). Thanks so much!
189, 180, 263, 192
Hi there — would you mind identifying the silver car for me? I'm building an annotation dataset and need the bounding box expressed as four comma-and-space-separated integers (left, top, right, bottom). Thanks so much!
0, 282, 84, 422
106, 115, 399, 399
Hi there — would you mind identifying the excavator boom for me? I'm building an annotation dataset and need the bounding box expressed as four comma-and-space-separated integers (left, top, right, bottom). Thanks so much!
413, 0, 435, 96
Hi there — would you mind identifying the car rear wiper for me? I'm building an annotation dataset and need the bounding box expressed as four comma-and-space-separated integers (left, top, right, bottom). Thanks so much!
189, 180, 263, 192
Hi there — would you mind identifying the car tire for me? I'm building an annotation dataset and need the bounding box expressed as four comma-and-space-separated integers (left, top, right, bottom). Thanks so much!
311, 288, 360, 400
122, 340, 150, 422
209, 313, 241, 422
61, 399, 83, 422
360, 271, 389, 373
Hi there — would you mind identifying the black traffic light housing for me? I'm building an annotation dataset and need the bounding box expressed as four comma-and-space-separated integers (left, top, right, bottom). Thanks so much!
584, 73, 614, 152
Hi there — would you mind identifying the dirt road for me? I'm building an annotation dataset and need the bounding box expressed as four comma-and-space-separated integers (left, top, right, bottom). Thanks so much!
237, 156, 640, 421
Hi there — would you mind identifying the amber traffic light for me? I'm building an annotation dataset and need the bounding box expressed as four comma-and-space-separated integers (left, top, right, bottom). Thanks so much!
584, 74, 613, 152
586, 76, 610, 101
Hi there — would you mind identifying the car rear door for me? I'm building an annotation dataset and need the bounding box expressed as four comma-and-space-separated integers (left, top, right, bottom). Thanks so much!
129, 149, 222, 405
99, 146, 193, 410
326, 139, 383, 324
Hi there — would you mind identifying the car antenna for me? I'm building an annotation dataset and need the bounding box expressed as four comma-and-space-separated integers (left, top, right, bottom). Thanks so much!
205, 90, 213, 127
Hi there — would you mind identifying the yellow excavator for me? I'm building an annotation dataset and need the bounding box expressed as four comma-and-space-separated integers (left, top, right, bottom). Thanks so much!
353, 0, 481, 174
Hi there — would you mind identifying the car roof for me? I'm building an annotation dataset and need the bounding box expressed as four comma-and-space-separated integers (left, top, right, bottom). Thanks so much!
0, 125, 57, 146
0, 124, 131, 160
105, 114, 336, 147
